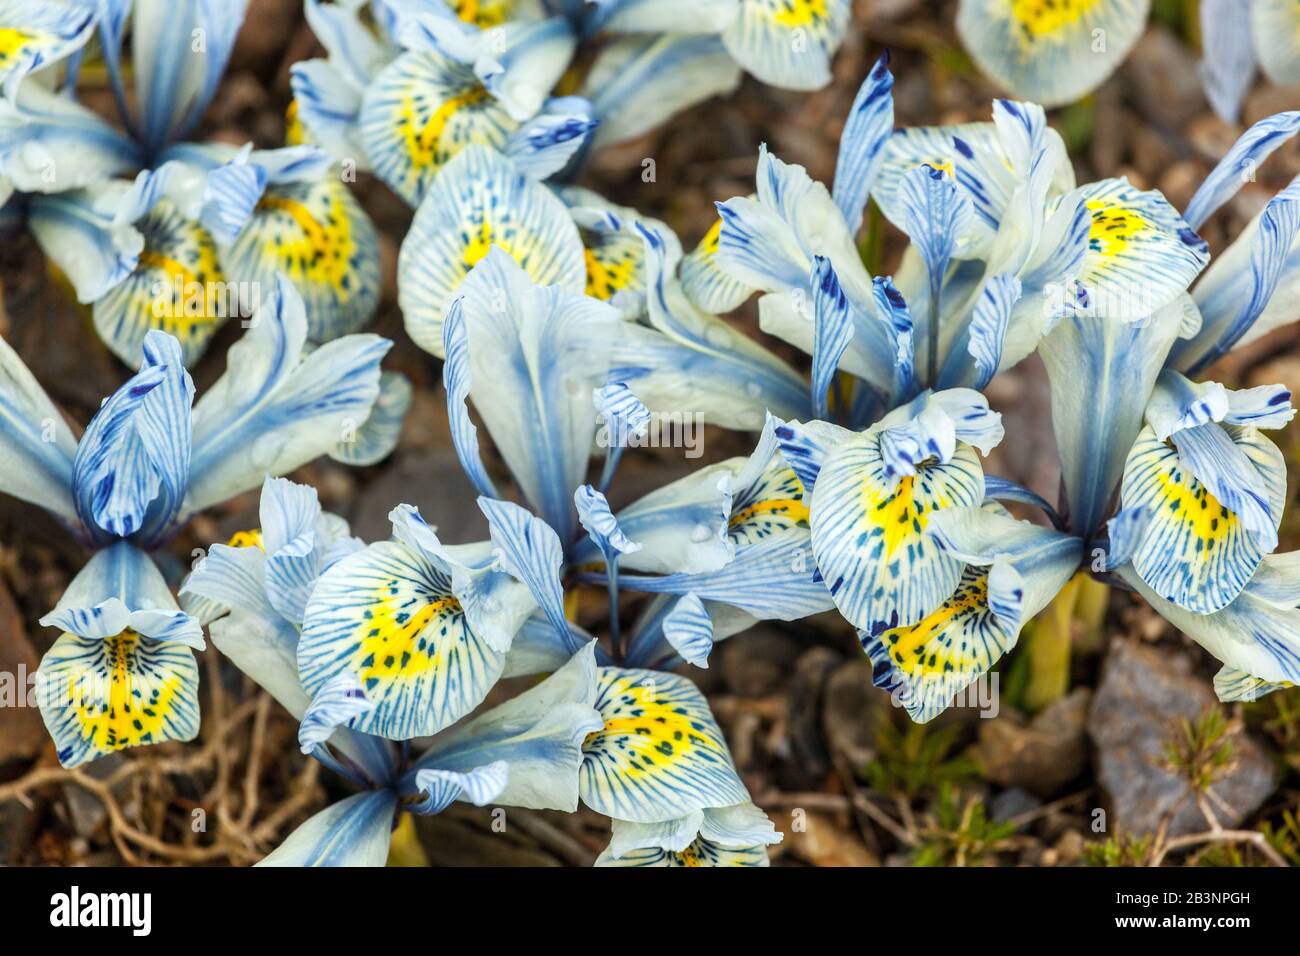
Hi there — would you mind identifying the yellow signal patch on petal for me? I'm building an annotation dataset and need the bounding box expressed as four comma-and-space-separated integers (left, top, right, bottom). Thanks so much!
285, 98, 306, 147
1010, 0, 1106, 40
599, 839, 770, 867
93, 200, 229, 367
1121, 426, 1285, 614
450, 0, 517, 28
1085, 197, 1150, 264
226, 528, 265, 550
580, 668, 749, 822
222, 176, 380, 341
728, 463, 809, 547
863, 566, 1016, 723
37, 629, 200, 768
583, 234, 644, 302
298, 541, 505, 739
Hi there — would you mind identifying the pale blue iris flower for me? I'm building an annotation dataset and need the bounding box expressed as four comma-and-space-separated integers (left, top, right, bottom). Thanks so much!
1, 0, 384, 364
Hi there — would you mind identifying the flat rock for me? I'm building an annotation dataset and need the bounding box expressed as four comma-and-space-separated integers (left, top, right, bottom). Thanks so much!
1087, 639, 1277, 838
821, 658, 892, 776
349, 449, 489, 544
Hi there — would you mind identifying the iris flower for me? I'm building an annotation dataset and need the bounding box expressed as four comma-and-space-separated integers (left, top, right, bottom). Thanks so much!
1, 0, 382, 364
9, 279, 393, 765
763, 92, 1300, 720
956, 0, 1300, 123
179, 476, 606, 866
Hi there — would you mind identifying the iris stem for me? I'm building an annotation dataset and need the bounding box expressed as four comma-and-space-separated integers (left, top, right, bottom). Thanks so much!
599, 444, 625, 493
1021, 574, 1081, 712
927, 268, 942, 389
606, 556, 622, 661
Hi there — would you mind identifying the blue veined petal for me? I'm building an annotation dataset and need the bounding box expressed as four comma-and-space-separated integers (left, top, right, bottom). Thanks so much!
42, 542, 204, 647
409, 640, 602, 811
873, 274, 917, 399
605, 810, 704, 856
475, 17, 577, 122
1213, 666, 1292, 704
983, 476, 1064, 529
1175, 178, 1300, 374
219, 174, 381, 342
720, 0, 850, 90
769, 413, 855, 494
0, 83, 141, 194
1184, 111, 1300, 231
595, 0, 738, 32
298, 537, 505, 739
614, 224, 811, 429
1199, 0, 1258, 124
478, 495, 571, 642
596, 838, 770, 867
593, 382, 651, 445
662, 593, 713, 668
410, 761, 508, 815
501, 612, 596, 678
1038, 295, 1189, 539
72, 332, 194, 544
621, 595, 757, 670
182, 540, 274, 625
1120, 422, 1287, 613
304, 0, 389, 89
453, 251, 617, 539
298, 672, 372, 753
556, 183, 670, 315
289, 59, 367, 164
129, 0, 248, 158
185, 276, 389, 515
810, 255, 853, 421
1146, 369, 1295, 441
440, 299, 498, 498
1100, 506, 1153, 571
810, 430, 985, 633
955, 0, 1150, 108
331, 369, 410, 466
1118, 552, 1300, 687
832, 51, 894, 236
575, 484, 641, 562
259, 475, 325, 625
869, 505, 1082, 723
502, 97, 597, 180
257, 790, 397, 867
360, 47, 516, 207
580, 667, 749, 823
35, 625, 200, 768
898, 164, 975, 296
600, 801, 780, 863
0, 327, 79, 522
872, 389, 1003, 478
91, 198, 231, 367
398, 144, 585, 357
580, 33, 741, 148
1253, 0, 1300, 86
0, 0, 96, 94
26, 188, 144, 305
680, 214, 755, 314
964, 272, 1021, 389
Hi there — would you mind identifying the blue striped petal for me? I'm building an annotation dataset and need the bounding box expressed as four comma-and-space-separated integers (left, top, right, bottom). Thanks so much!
770, 413, 856, 494
72, 332, 194, 544
581, 33, 741, 148
1175, 179, 1300, 374
298, 538, 506, 739
1038, 295, 1190, 539
594, 0, 738, 32
965, 272, 1021, 389
594, 382, 651, 446
1184, 111, 1300, 231
898, 164, 974, 294
331, 370, 410, 467
810, 256, 853, 420
0, 327, 79, 522
410, 761, 508, 815
0, 0, 95, 93
476, 17, 577, 122
258, 790, 397, 867
398, 144, 585, 357
575, 484, 641, 561
455, 250, 618, 539
502, 97, 597, 180
810, 429, 985, 633
596, 838, 769, 867
955, 0, 1150, 107
1199, 0, 1258, 124
869, 505, 1082, 722
478, 495, 570, 641
680, 215, 755, 314
661, 593, 713, 668
720, 0, 850, 90
441, 298, 498, 498
1120, 422, 1287, 613
411, 640, 601, 810
26, 188, 144, 305
1213, 666, 1291, 704
218, 174, 381, 342
259, 475, 326, 625
298, 672, 372, 753
832, 52, 894, 235
1253, 0, 1300, 86
1119, 552, 1300, 688
600, 801, 781, 864
580, 667, 749, 822
185, 276, 389, 514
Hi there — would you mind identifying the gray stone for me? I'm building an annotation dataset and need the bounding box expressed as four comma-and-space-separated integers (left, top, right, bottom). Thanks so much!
822, 658, 892, 775
974, 688, 1092, 797
1087, 639, 1277, 838
717, 628, 802, 697
349, 449, 490, 544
